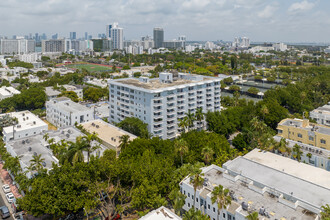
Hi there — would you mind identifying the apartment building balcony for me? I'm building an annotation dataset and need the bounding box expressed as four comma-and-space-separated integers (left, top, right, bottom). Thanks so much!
154, 119, 163, 125
154, 125, 163, 132
167, 96, 175, 102
167, 132, 176, 139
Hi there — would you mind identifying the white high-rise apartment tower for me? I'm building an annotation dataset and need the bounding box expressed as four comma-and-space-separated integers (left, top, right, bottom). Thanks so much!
111, 23, 124, 50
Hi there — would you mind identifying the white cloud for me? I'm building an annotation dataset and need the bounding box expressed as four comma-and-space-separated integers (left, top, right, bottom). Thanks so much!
258, 5, 278, 18
0, 0, 329, 42
288, 0, 315, 12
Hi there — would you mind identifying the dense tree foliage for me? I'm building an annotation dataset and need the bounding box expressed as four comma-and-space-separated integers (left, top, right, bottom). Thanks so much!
83, 86, 108, 102
0, 87, 46, 112
7, 60, 34, 69
58, 91, 79, 102
117, 117, 150, 138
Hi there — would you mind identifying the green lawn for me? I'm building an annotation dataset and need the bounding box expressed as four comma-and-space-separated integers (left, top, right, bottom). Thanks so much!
67, 64, 112, 72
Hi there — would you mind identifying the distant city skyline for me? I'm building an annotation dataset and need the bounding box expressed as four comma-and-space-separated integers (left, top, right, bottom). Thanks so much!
0, 0, 330, 43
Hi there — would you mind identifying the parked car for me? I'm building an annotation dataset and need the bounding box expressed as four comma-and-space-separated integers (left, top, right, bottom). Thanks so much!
14, 212, 25, 220
5, 193, 15, 204
1, 185, 11, 194
0, 206, 10, 219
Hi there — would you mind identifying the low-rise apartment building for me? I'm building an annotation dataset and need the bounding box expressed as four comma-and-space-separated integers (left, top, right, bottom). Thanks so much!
5, 127, 107, 178
109, 72, 224, 139
139, 206, 181, 220
180, 149, 329, 220
80, 119, 137, 154
310, 102, 330, 126
1, 111, 48, 142
276, 118, 329, 149
46, 97, 94, 128
0, 86, 21, 100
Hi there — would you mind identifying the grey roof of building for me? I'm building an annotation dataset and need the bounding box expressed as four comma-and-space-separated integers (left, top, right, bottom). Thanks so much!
223, 154, 330, 209
6, 127, 107, 169
49, 98, 91, 112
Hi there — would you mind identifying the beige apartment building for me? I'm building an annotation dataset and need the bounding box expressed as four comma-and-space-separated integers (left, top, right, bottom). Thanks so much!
277, 118, 329, 150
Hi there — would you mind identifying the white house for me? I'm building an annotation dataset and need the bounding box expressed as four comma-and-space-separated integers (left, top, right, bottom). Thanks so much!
0, 86, 21, 100
1, 111, 48, 142
46, 97, 94, 128
310, 102, 330, 126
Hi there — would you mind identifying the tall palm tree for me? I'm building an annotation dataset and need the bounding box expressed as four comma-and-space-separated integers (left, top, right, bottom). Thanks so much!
190, 172, 204, 208
195, 107, 204, 130
260, 105, 269, 121
321, 204, 330, 219
277, 138, 290, 156
174, 139, 189, 165
211, 185, 232, 219
43, 133, 49, 142
201, 146, 214, 165
178, 117, 189, 133
185, 110, 196, 132
250, 117, 266, 134
292, 144, 303, 162
67, 138, 86, 164
246, 212, 259, 220
306, 153, 312, 162
81, 133, 99, 162
119, 135, 131, 152
29, 154, 45, 173
169, 189, 186, 216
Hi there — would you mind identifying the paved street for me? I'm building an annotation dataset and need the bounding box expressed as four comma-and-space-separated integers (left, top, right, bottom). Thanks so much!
0, 188, 14, 220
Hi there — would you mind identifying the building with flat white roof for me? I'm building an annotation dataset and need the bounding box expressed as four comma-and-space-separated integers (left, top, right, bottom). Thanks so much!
0, 86, 21, 100
5, 127, 107, 178
109, 72, 224, 139
139, 206, 181, 220
46, 97, 94, 128
180, 149, 329, 220
80, 119, 137, 154
1, 111, 48, 142
45, 87, 61, 100
310, 102, 330, 126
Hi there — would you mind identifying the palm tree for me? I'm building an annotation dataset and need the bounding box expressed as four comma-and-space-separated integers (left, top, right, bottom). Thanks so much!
119, 135, 131, 152
260, 105, 269, 121
250, 117, 266, 134
321, 204, 330, 219
43, 133, 49, 142
67, 138, 86, 164
174, 139, 189, 165
201, 146, 214, 165
81, 133, 99, 162
183, 208, 209, 220
246, 212, 259, 220
169, 189, 186, 216
29, 154, 45, 173
277, 138, 290, 156
211, 185, 232, 219
306, 153, 312, 162
178, 117, 188, 133
185, 110, 196, 131
292, 144, 303, 162
195, 107, 204, 130
190, 172, 204, 208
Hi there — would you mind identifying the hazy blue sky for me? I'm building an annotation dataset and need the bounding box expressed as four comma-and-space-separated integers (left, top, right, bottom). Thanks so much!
0, 0, 329, 42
